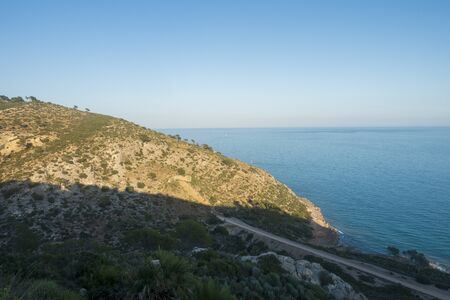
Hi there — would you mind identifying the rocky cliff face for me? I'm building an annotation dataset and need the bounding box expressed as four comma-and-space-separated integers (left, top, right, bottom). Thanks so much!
242, 252, 367, 300
0, 101, 336, 244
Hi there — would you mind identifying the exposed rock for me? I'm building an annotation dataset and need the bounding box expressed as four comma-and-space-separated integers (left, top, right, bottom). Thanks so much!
151, 259, 160, 267
241, 252, 367, 300
191, 247, 208, 254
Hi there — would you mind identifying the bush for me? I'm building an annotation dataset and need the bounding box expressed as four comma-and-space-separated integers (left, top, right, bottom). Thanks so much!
435, 282, 450, 290
403, 249, 429, 268
206, 215, 222, 225
91, 265, 123, 287
14, 224, 40, 253
125, 186, 134, 193
213, 226, 228, 235
79, 173, 88, 179
25, 280, 80, 300
319, 271, 333, 286
98, 196, 112, 208
221, 157, 234, 166
177, 168, 186, 176
139, 134, 151, 143
137, 182, 145, 188
416, 273, 432, 285
132, 251, 192, 299
31, 192, 44, 201
176, 220, 212, 248
194, 279, 235, 300
1, 187, 20, 199
387, 246, 400, 256
247, 240, 268, 255
124, 228, 175, 250
257, 254, 284, 274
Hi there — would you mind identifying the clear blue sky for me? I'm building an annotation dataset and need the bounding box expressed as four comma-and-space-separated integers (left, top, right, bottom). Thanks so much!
1, 0, 450, 128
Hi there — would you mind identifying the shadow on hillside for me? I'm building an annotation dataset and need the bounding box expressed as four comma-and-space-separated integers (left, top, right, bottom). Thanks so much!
0, 180, 337, 250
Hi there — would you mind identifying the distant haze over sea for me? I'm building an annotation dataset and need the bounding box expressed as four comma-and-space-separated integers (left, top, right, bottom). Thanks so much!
161, 127, 450, 266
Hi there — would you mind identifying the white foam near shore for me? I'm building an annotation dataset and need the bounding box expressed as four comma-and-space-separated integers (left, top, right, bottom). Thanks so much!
429, 261, 450, 274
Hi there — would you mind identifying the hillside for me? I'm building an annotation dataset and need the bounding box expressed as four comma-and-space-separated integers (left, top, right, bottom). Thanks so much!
0, 98, 353, 300
0, 100, 335, 245
2, 98, 449, 300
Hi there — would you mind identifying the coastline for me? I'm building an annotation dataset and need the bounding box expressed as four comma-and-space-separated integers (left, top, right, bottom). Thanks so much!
301, 196, 340, 246
299, 194, 450, 275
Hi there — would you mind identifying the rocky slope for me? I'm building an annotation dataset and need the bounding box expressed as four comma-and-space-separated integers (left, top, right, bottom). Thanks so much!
0, 100, 336, 244
241, 252, 367, 300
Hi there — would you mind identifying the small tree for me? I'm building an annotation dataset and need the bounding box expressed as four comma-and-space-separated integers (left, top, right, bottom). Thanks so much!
175, 219, 212, 248
11, 96, 24, 102
137, 182, 145, 189
85, 108, 90, 112
73, 105, 78, 110
319, 271, 334, 286
27, 96, 39, 102
387, 246, 400, 256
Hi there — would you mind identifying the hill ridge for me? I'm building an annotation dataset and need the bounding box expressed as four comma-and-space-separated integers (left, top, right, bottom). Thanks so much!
0, 99, 336, 244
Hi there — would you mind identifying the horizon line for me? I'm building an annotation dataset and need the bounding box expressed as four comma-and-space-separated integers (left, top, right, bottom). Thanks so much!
156, 125, 450, 130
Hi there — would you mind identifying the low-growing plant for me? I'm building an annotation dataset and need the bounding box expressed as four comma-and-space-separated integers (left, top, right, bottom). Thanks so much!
175, 220, 212, 249
124, 228, 175, 250
25, 280, 81, 300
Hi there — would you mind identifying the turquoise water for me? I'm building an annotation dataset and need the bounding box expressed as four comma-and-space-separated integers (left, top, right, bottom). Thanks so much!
161, 127, 450, 266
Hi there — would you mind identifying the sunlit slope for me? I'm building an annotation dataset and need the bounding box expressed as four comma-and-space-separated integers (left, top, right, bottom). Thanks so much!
0, 101, 334, 242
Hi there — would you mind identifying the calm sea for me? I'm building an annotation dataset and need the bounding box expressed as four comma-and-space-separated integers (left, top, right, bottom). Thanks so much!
160, 127, 450, 266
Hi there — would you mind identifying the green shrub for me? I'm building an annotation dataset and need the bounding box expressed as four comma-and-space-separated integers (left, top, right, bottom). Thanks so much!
213, 226, 228, 235
137, 182, 145, 189
416, 273, 432, 285
125, 186, 134, 193
176, 220, 212, 248
194, 279, 235, 300
435, 282, 450, 290
319, 271, 333, 286
79, 173, 88, 179
257, 254, 284, 274
206, 215, 222, 225
92, 265, 123, 286
387, 246, 400, 256
177, 168, 186, 176
98, 196, 112, 208
139, 134, 151, 143
1, 187, 20, 199
25, 280, 80, 300
221, 157, 234, 166
31, 192, 44, 201
247, 240, 268, 255
124, 228, 175, 250
14, 224, 40, 253
132, 251, 192, 299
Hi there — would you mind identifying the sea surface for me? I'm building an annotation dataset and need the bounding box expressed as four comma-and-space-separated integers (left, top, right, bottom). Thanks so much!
160, 127, 450, 267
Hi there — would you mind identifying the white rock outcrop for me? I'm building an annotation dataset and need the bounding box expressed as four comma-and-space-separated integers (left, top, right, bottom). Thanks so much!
241, 252, 367, 300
